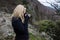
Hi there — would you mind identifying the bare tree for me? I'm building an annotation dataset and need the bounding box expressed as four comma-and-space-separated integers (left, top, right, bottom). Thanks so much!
46, 0, 60, 15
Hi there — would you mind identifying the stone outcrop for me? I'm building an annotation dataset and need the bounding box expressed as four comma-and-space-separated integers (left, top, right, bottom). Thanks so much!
0, 12, 14, 40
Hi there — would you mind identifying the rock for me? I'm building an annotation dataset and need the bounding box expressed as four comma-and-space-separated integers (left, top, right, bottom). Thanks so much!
0, 18, 6, 26
40, 32, 53, 40
0, 12, 15, 40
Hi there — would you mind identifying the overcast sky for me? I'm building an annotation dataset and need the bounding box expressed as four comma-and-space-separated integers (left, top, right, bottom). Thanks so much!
38, 0, 56, 7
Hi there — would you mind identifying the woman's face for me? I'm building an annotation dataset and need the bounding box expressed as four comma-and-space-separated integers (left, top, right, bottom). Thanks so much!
22, 7, 26, 16
23, 8, 26, 14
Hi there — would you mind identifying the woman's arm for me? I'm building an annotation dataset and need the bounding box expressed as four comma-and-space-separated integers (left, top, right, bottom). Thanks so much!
24, 13, 31, 27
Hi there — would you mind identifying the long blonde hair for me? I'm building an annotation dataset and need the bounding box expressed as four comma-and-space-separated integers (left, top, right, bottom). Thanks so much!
12, 4, 26, 23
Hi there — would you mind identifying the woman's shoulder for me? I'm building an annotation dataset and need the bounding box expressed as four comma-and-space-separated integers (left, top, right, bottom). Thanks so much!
12, 17, 21, 22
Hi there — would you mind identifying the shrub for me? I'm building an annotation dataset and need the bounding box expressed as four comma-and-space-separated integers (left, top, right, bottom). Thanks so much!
54, 20, 60, 40
38, 20, 60, 40
39, 20, 56, 33
22, 0, 29, 5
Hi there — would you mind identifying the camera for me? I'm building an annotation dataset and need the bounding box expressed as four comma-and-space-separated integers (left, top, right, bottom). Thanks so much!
24, 13, 31, 18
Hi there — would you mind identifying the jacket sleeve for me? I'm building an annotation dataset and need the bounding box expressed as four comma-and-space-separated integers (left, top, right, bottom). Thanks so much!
24, 14, 30, 26
12, 18, 25, 32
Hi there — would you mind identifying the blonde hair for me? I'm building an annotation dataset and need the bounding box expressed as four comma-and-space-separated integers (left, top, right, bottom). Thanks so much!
12, 4, 26, 23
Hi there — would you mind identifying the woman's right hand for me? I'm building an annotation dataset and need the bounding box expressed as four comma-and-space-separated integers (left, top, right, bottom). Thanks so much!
24, 13, 31, 20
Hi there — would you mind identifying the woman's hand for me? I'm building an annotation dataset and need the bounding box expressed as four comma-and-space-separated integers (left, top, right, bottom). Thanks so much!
24, 13, 31, 20
25, 13, 31, 17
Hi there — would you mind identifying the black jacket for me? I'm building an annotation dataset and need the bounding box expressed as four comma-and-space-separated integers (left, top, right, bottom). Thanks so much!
12, 14, 29, 40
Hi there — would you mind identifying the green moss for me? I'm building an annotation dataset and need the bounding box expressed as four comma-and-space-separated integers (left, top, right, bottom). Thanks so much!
29, 33, 46, 40
21, 0, 29, 5
38, 20, 56, 32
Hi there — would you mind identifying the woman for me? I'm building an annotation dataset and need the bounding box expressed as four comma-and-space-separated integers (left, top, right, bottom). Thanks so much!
11, 4, 30, 40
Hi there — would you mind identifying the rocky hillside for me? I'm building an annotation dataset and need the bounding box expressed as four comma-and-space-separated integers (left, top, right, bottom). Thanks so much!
0, 12, 46, 40
0, 0, 60, 40
0, 0, 60, 23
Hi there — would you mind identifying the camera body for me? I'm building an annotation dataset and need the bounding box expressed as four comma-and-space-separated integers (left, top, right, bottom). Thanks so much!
24, 13, 31, 18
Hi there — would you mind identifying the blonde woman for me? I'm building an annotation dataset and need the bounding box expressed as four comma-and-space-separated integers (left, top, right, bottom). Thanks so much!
11, 4, 31, 40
